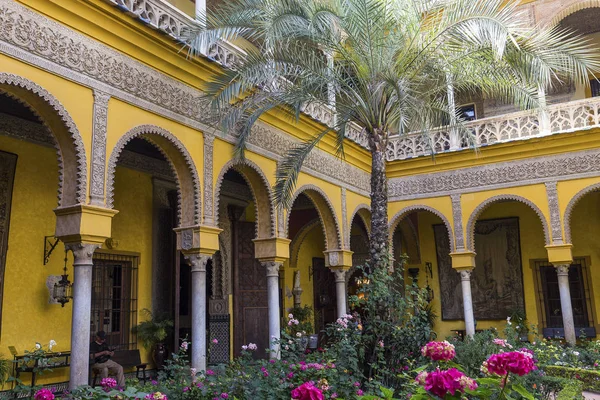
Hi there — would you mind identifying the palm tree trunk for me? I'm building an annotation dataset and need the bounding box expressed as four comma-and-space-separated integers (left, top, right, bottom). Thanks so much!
369, 136, 389, 272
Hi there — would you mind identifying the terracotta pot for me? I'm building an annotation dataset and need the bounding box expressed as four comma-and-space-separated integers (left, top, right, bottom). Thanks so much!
153, 343, 167, 369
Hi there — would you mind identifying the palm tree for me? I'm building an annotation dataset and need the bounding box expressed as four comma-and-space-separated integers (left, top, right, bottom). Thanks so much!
184, 0, 599, 272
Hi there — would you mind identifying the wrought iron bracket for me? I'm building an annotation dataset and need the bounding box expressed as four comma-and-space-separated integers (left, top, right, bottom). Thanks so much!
44, 236, 60, 265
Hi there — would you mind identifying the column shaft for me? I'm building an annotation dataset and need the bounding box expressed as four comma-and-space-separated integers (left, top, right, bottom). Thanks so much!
264, 262, 282, 359
187, 254, 210, 370
67, 243, 99, 389
459, 270, 476, 338
332, 269, 348, 318
556, 264, 576, 345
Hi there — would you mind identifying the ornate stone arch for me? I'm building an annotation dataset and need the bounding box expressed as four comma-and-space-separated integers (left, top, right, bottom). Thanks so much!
106, 125, 201, 227
563, 182, 600, 244
547, 1, 600, 26
466, 194, 551, 251
285, 185, 343, 251
214, 159, 276, 239
389, 205, 455, 253
0, 73, 87, 206
346, 204, 371, 248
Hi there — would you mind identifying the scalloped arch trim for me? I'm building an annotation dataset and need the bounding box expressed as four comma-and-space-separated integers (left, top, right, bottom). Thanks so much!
550, 0, 600, 26
563, 183, 600, 244
214, 159, 276, 239
388, 205, 455, 252
466, 194, 550, 251
0, 73, 87, 206
285, 185, 343, 250
106, 125, 201, 226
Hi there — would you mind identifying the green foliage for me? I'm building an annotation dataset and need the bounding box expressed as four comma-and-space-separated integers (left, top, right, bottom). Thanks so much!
339, 256, 434, 389
545, 365, 600, 392
183, 0, 600, 209
556, 379, 584, 400
286, 304, 314, 336
132, 309, 174, 350
450, 329, 499, 377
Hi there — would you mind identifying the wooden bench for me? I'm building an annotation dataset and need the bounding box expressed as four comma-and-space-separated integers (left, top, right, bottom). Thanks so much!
9, 346, 71, 387
91, 349, 147, 386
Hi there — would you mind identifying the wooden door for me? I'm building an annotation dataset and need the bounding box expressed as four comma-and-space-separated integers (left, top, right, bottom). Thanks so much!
233, 221, 269, 358
312, 257, 337, 334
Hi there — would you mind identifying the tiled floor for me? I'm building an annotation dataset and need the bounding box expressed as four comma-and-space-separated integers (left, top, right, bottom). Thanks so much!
584, 391, 600, 399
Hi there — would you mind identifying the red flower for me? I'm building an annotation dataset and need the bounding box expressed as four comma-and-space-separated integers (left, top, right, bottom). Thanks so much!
291, 382, 324, 400
485, 351, 536, 376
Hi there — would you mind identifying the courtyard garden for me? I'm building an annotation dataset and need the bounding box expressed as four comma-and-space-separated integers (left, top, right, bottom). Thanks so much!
9, 261, 600, 399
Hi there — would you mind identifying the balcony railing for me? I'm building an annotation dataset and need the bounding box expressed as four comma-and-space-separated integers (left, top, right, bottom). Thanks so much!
106, 0, 600, 160
385, 96, 600, 161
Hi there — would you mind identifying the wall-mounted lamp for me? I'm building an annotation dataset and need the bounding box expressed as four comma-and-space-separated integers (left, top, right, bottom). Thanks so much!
53, 250, 73, 307
43, 236, 59, 265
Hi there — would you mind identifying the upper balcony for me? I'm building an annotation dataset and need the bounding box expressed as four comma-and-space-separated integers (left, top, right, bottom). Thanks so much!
105, 0, 600, 162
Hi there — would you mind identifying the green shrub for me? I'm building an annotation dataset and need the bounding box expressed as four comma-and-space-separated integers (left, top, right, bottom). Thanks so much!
556, 379, 584, 400
545, 365, 600, 392
449, 330, 499, 377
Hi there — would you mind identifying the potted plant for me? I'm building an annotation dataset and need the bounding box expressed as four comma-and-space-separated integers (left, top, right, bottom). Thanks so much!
286, 305, 314, 350
132, 309, 173, 369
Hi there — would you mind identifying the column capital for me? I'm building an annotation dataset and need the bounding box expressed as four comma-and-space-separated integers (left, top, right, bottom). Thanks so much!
450, 251, 476, 270
323, 249, 353, 268
261, 261, 283, 277
545, 244, 573, 265
54, 204, 118, 244
553, 263, 570, 276
184, 253, 211, 272
330, 268, 348, 283
65, 242, 101, 264
459, 269, 472, 281
254, 237, 291, 263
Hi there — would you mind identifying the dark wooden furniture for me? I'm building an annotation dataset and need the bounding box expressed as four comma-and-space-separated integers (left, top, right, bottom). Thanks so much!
91, 349, 147, 386
9, 346, 71, 387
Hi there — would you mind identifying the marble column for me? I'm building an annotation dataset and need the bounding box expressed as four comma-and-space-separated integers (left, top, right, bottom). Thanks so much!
67, 243, 100, 389
262, 261, 283, 359
185, 254, 211, 370
555, 264, 576, 345
331, 269, 348, 318
459, 269, 476, 338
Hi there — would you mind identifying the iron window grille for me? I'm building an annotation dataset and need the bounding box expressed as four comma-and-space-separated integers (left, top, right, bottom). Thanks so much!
91, 251, 139, 350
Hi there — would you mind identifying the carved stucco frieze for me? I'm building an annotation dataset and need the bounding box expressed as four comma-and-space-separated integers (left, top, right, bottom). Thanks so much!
389, 149, 600, 200
203, 133, 215, 226
0, 1, 370, 196
545, 181, 563, 244
450, 194, 465, 251
341, 188, 348, 249
90, 90, 110, 206
0, 112, 54, 147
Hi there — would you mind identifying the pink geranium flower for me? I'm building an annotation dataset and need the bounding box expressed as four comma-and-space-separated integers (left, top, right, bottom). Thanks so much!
417, 368, 477, 397
484, 351, 537, 376
421, 341, 456, 361
291, 381, 324, 400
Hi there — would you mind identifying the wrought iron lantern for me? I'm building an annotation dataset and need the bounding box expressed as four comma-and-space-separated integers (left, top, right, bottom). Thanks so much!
53, 250, 73, 307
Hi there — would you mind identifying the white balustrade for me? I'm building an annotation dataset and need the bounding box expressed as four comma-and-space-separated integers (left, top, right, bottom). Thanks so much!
107, 0, 600, 157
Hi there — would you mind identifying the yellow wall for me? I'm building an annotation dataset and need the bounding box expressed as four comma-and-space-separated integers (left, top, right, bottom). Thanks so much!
0, 136, 71, 386
569, 191, 600, 333
283, 225, 325, 327
0, 133, 157, 387
411, 201, 547, 340
110, 166, 155, 365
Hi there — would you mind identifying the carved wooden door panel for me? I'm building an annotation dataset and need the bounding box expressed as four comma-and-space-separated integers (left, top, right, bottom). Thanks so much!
312, 257, 337, 334
233, 221, 269, 358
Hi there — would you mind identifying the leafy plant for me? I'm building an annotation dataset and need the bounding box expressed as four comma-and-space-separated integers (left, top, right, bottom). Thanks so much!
132, 309, 173, 350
